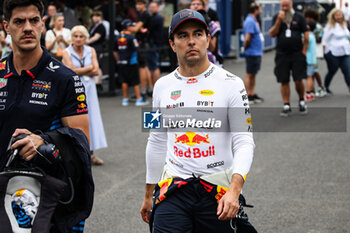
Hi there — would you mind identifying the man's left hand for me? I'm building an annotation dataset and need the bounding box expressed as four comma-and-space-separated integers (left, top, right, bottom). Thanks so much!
217, 189, 240, 220
11, 129, 45, 161
217, 173, 244, 220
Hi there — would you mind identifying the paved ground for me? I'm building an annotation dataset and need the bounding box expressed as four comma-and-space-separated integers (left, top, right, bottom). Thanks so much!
84, 50, 350, 233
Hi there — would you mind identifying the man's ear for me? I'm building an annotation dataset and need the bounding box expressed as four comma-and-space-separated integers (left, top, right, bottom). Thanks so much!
169, 39, 176, 53
41, 19, 44, 33
207, 33, 211, 49
3, 20, 10, 35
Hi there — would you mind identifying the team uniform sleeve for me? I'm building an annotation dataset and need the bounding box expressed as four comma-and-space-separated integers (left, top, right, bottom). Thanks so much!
60, 74, 88, 117
145, 81, 168, 184
227, 79, 255, 180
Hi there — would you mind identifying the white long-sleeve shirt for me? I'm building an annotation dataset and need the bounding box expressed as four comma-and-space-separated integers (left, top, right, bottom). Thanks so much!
146, 63, 255, 184
322, 23, 350, 56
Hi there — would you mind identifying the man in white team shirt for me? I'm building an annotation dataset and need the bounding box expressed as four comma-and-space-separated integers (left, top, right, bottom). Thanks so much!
140, 9, 257, 233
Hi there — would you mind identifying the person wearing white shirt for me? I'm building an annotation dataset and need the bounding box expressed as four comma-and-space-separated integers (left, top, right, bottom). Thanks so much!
45, 13, 71, 61
342, 2, 350, 24
322, 8, 350, 95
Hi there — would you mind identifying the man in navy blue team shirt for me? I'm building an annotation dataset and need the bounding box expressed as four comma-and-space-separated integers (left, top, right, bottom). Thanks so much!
0, 0, 89, 170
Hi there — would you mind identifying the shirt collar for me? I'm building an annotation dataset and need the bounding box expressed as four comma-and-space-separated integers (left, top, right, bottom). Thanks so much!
4, 47, 52, 79
174, 63, 215, 82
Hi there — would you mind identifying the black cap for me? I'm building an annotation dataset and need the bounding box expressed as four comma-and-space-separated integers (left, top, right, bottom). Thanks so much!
121, 19, 135, 29
168, 9, 208, 38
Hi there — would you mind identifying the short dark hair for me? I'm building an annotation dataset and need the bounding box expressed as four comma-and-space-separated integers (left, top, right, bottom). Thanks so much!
92, 10, 103, 17
136, 0, 147, 4
249, 2, 259, 14
303, 7, 320, 21
307, 20, 316, 31
3, 0, 45, 21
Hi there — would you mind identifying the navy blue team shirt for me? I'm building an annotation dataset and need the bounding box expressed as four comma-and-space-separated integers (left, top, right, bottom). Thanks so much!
0, 47, 88, 169
114, 32, 138, 65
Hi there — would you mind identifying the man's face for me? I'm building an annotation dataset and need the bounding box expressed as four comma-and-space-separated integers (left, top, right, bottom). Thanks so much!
169, 20, 209, 66
149, 2, 158, 14
3, 5, 43, 52
136, 2, 146, 13
281, 0, 292, 12
190, 0, 204, 11
47, 5, 57, 17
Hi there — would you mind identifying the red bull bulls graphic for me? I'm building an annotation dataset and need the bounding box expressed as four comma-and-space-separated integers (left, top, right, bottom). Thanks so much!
174, 132, 214, 158
175, 132, 209, 146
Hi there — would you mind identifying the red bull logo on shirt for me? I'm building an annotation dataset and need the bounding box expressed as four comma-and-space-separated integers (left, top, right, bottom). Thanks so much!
78, 103, 87, 109
246, 117, 252, 125
173, 145, 215, 158
175, 132, 209, 146
0, 61, 6, 70
174, 132, 214, 158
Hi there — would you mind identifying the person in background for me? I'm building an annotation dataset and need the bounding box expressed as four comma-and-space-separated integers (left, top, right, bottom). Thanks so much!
147, 1, 164, 87
45, 13, 71, 61
303, 8, 326, 98
269, 0, 309, 117
113, 19, 149, 106
56, 0, 77, 29
75, 0, 93, 29
205, 0, 220, 26
43, 2, 56, 32
191, 0, 223, 66
342, 2, 350, 28
322, 8, 350, 95
87, 10, 106, 93
129, 0, 152, 98
0, 16, 8, 58
62, 25, 107, 165
243, 2, 264, 105
304, 20, 317, 101
87, 10, 106, 54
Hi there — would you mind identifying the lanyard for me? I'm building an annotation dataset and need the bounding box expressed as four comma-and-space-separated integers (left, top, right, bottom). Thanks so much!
71, 53, 85, 68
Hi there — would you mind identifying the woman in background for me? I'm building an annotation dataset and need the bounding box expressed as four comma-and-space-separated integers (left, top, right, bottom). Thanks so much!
322, 8, 350, 95
45, 13, 71, 61
62, 25, 107, 165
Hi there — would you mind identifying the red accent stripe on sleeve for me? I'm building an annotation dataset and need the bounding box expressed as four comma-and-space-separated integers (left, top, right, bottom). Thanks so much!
3, 72, 13, 79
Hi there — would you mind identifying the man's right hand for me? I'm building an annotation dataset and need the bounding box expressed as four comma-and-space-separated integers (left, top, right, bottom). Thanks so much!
277, 11, 285, 22
11, 129, 45, 161
140, 196, 153, 223
140, 183, 156, 223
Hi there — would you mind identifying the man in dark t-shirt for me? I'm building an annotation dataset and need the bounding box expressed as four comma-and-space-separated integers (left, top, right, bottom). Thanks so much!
129, 0, 152, 97
147, 1, 163, 85
269, 0, 309, 117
